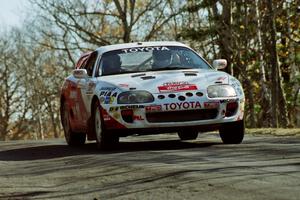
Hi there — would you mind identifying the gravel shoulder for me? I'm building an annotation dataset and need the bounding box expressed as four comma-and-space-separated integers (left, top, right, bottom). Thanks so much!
247, 128, 300, 136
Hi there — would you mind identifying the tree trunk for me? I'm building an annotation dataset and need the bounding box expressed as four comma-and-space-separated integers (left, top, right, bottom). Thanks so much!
267, 0, 279, 128
213, 0, 233, 75
113, 0, 132, 43
45, 98, 59, 138
50, 103, 59, 138
267, 0, 289, 127
244, 78, 256, 127
37, 112, 45, 140
255, 0, 271, 127
277, 72, 290, 127
285, 1, 298, 127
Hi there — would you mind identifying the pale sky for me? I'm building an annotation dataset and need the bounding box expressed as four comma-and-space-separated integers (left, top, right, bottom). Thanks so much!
0, 0, 28, 28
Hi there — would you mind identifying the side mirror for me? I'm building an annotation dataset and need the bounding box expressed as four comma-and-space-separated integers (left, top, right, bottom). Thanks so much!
213, 59, 227, 70
73, 69, 88, 79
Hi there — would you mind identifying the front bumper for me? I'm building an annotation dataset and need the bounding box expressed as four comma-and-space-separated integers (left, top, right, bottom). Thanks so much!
101, 91, 245, 130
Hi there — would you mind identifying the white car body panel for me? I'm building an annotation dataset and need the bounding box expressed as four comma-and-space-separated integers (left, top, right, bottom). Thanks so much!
61, 41, 245, 137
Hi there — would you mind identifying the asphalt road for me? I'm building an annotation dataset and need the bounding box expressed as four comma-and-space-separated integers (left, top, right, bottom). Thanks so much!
0, 133, 299, 200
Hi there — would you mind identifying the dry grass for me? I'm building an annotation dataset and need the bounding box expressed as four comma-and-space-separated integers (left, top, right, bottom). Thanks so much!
246, 128, 300, 136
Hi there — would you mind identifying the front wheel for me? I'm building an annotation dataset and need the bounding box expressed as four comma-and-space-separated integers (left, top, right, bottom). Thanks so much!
92, 100, 119, 149
219, 120, 244, 144
61, 101, 86, 146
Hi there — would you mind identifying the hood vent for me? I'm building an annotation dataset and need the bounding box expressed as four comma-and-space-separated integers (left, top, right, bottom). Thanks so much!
182, 71, 198, 76
131, 73, 146, 78
141, 76, 156, 80
184, 72, 198, 76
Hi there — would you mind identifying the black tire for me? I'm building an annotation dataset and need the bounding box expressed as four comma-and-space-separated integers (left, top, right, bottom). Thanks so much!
61, 101, 86, 146
178, 130, 198, 140
219, 120, 244, 144
92, 100, 119, 149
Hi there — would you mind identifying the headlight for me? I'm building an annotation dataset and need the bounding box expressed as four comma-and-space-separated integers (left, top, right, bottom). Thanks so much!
117, 91, 154, 104
207, 85, 237, 98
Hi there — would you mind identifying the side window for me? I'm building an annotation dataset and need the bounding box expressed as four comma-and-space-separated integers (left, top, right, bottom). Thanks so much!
76, 56, 88, 69
83, 52, 98, 76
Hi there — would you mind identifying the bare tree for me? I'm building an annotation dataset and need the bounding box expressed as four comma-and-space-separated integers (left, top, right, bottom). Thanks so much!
267, 0, 289, 127
0, 32, 30, 140
29, 0, 186, 50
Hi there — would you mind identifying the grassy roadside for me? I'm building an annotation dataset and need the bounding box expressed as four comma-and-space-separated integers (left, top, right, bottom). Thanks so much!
246, 128, 300, 137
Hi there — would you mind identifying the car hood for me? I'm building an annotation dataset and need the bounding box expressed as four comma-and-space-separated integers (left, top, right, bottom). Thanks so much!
98, 69, 229, 93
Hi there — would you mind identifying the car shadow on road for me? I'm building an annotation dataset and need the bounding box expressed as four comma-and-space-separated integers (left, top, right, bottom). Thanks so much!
0, 139, 221, 161
113, 139, 220, 152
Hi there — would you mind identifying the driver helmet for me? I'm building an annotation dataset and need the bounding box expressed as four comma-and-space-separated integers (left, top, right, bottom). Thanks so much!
152, 50, 172, 68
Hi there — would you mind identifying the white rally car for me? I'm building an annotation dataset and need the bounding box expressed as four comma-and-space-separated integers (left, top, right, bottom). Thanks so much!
60, 41, 245, 148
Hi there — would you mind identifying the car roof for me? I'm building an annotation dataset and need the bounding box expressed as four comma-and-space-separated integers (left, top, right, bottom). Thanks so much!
96, 41, 189, 55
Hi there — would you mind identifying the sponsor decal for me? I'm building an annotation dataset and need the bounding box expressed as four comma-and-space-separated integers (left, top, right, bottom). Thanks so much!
217, 77, 227, 81
100, 96, 115, 104
164, 101, 201, 111
120, 105, 145, 110
119, 83, 129, 87
133, 115, 144, 120
220, 99, 238, 104
103, 113, 111, 121
145, 105, 162, 112
100, 87, 116, 90
100, 106, 126, 129
109, 106, 119, 112
109, 97, 115, 104
104, 96, 115, 104
100, 91, 118, 97
99, 87, 117, 101
113, 113, 120, 119
158, 81, 197, 92
99, 96, 105, 103
122, 46, 170, 53
215, 77, 227, 84
204, 102, 219, 109
109, 105, 145, 111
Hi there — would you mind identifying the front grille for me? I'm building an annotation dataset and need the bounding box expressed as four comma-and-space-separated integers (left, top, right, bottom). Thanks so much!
146, 109, 218, 123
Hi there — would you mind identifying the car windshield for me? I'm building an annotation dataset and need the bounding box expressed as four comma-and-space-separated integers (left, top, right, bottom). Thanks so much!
100, 46, 212, 76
